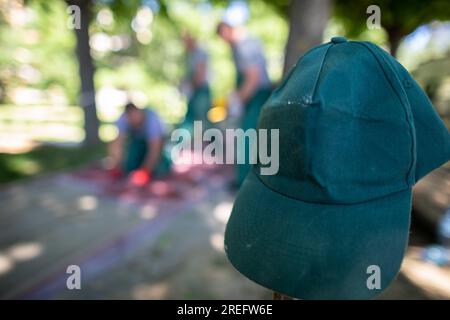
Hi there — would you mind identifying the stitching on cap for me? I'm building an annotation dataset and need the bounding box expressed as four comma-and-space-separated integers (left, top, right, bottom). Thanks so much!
251, 166, 411, 206
354, 42, 416, 187
311, 43, 332, 101
274, 43, 332, 96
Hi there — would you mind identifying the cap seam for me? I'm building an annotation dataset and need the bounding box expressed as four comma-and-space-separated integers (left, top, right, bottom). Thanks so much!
353, 41, 416, 186
272, 43, 332, 99
310, 44, 333, 101
307, 43, 333, 179
251, 167, 411, 206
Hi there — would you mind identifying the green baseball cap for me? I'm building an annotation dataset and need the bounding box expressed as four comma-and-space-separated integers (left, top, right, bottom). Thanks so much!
224, 37, 450, 299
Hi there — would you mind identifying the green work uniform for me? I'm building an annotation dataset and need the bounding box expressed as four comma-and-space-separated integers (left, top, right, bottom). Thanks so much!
235, 73, 271, 186
123, 130, 172, 177
117, 109, 171, 177
184, 85, 212, 132
182, 47, 212, 133
232, 37, 272, 186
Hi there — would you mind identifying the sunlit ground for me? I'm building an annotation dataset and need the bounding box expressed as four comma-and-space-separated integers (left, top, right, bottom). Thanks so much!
0, 163, 449, 299
401, 247, 450, 299
0, 160, 270, 299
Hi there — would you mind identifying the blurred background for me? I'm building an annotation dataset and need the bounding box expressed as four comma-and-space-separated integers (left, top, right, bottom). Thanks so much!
0, 0, 449, 299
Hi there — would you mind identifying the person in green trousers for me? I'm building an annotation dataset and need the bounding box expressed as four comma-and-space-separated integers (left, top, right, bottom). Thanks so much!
180, 32, 212, 133
108, 103, 171, 186
217, 21, 272, 187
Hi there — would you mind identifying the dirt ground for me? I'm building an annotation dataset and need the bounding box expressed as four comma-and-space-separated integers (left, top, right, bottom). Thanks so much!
0, 166, 449, 300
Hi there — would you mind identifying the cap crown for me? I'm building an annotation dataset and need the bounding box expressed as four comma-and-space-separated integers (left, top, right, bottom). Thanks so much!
256, 40, 418, 204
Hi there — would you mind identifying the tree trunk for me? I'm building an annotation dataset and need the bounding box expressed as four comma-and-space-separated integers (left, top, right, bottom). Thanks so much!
386, 27, 402, 57
283, 0, 331, 76
67, 0, 100, 145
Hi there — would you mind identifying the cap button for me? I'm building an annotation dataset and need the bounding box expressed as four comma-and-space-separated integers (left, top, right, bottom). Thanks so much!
331, 36, 348, 44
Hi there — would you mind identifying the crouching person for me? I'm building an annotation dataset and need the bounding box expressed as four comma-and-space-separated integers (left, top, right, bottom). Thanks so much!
108, 102, 171, 186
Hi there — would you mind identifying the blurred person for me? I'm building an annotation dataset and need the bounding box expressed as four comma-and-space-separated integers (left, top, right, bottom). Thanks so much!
108, 103, 171, 186
180, 32, 212, 132
217, 21, 272, 186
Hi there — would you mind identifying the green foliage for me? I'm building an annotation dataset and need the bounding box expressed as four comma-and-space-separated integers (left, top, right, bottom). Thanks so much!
0, 144, 106, 183
257, 0, 290, 18
2, 0, 287, 127
0, 1, 79, 103
334, 0, 450, 37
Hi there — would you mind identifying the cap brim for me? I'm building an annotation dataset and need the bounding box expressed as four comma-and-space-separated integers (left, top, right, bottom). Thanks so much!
225, 170, 412, 300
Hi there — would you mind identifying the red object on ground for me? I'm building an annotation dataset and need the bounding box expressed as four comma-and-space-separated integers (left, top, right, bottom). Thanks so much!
108, 167, 123, 179
129, 169, 152, 187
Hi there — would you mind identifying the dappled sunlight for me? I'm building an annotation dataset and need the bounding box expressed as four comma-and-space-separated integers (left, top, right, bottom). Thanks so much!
0, 105, 84, 144
99, 124, 118, 143
0, 134, 37, 154
213, 201, 233, 224
432, 191, 449, 207
0, 241, 44, 277
96, 87, 128, 121
0, 254, 14, 276
401, 246, 450, 299
77, 195, 98, 211
7, 242, 43, 262
140, 204, 157, 220
131, 282, 168, 300
210, 232, 225, 252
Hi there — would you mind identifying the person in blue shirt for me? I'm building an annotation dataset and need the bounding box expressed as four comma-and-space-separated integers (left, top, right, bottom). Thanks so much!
108, 102, 171, 185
